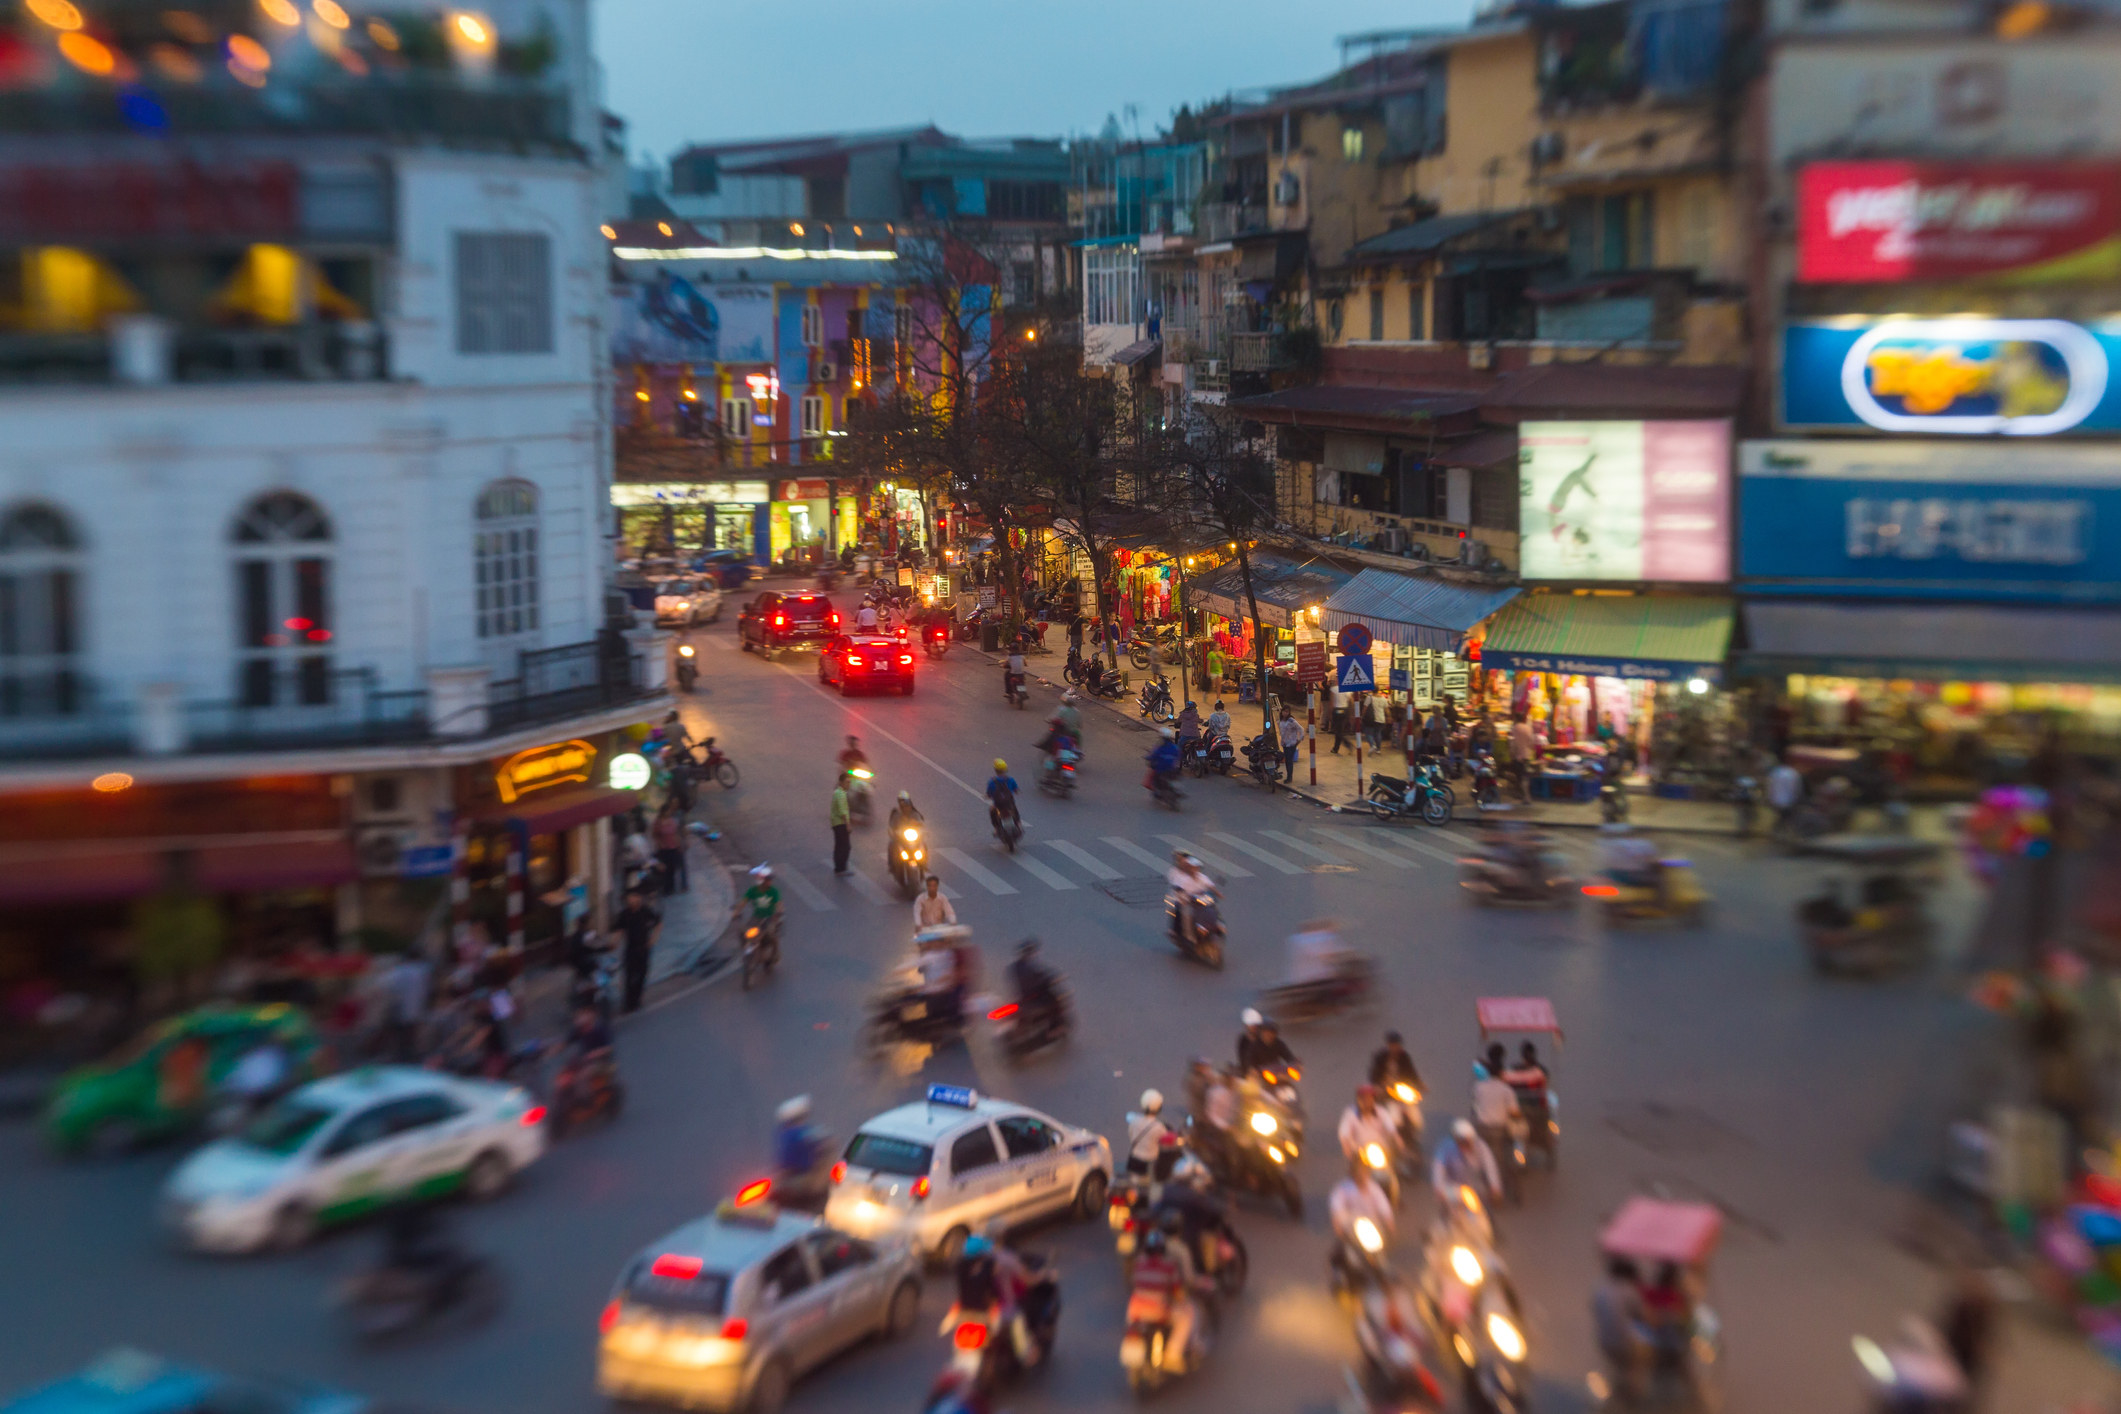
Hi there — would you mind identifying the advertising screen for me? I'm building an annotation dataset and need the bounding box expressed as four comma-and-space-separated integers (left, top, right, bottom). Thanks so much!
1517, 421, 1731, 583
1783, 319, 2121, 436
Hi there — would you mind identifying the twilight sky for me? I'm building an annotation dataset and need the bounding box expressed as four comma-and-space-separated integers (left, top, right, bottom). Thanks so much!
594, 0, 1477, 164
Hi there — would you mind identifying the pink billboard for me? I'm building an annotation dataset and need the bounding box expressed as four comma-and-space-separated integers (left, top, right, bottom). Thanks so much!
1518, 420, 1731, 583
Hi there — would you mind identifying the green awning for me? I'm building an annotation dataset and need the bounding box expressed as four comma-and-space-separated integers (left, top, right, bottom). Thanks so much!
1481, 594, 1733, 684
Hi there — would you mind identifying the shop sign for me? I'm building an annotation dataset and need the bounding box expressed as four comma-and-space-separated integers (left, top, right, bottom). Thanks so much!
1518, 422, 1731, 583
777, 479, 834, 502
1797, 162, 2121, 284
1389, 668, 1411, 691
495, 739, 596, 804
400, 844, 455, 879
609, 752, 652, 791
1782, 319, 2121, 436
1739, 440, 2121, 602
1293, 641, 1327, 684
611, 481, 770, 507
1481, 652, 1721, 685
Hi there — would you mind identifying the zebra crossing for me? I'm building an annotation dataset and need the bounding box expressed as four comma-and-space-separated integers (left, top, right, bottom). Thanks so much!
771, 823, 1481, 912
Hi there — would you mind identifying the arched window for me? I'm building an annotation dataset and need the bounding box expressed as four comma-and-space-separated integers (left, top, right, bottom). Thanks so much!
232, 491, 333, 708
474, 480, 539, 641
0, 504, 81, 718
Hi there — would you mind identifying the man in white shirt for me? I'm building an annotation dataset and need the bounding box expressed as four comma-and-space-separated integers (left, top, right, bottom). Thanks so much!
1767, 760, 1804, 831
855, 602, 880, 631
913, 875, 957, 930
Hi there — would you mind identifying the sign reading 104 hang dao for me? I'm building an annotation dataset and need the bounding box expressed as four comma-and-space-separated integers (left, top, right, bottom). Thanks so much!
1517, 421, 1731, 583
1783, 318, 2121, 436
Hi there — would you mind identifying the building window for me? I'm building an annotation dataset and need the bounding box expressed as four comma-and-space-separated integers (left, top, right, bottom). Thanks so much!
1342, 127, 1365, 162
1368, 288, 1384, 341
0, 503, 81, 718
894, 304, 913, 353
231, 491, 332, 709
1011, 261, 1035, 308
1568, 193, 1656, 275
800, 302, 824, 348
1084, 245, 1141, 326
454, 232, 553, 354
1409, 283, 1426, 341
474, 480, 539, 641
800, 395, 825, 437
722, 397, 753, 439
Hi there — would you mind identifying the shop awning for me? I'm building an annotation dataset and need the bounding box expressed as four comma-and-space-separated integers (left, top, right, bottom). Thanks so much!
1736, 601, 2121, 684
0, 847, 167, 905
0, 833, 357, 904
1111, 339, 1161, 368
1186, 554, 1353, 630
195, 838, 359, 893
1481, 594, 1733, 683
1322, 570, 1521, 652
475, 785, 642, 835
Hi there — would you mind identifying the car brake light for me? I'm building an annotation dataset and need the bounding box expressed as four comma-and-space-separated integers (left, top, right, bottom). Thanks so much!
600, 1300, 621, 1332
774, 614, 786, 627
954, 1322, 988, 1350
988, 1002, 1019, 1020
830, 1161, 846, 1185
1582, 884, 1620, 897
651, 1253, 703, 1280
848, 654, 864, 667
898, 654, 912, 665
828, 612, 840, 626
521, 1106, 546, 1127
735, 1177, 772, 1206
720, 1318, 748, 1341
912, 1176, 930, 1200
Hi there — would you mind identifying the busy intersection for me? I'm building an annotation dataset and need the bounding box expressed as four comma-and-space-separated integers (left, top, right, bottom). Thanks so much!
0, 605, 2104, 1414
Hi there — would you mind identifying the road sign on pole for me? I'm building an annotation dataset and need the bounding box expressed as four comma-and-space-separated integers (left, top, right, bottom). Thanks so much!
1335, 622, 1373, 658
1293, 641, 1327, 685
1336, 653, 1376, 692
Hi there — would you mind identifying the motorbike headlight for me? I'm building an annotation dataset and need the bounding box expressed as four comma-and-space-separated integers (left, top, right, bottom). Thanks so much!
1265, 1145, 1285, 1164
1458, 1184, 1483, 1216
1391, 1083, 1417, 1104
1486, 1312, 1526, 1363
1363, 1142, 1387, 1169
1449, 1244, 1484, 1287
1248, 1111, 1277, 1137
902, 828, 918, 842
1353, 1217, 1384, 1254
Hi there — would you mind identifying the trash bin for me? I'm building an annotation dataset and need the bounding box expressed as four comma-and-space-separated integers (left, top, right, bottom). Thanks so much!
980, 621, 1001, 653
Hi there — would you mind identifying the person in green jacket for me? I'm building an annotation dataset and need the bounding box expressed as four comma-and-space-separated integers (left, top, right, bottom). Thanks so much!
830, 773, 853, 875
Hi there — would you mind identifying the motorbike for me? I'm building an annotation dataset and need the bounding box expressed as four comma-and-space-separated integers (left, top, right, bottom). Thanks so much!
923, 621, 951, 659
1109, 1185, 1249, 1297
1118, 1272, 1213, 1393
1331, 1215, 1394, 1300
1165, 891, 1226, 969
1368, 761, 1454, 825
1599, 780, 1630, 824
992, 804, 1024, 853
890, 823, 929, 896
337, 1244, 501, 1341
1037, 748, 1081, 798
1459, 836, 1576, 908
1416, 1208, 1528, 1414
863, 983, 966, 1056
942, 1259, 1062, 1394
954, 606, 989, 643
1260, 955, 1378, 1024
1188, 1113, 1303, 1219
693, 737, 740, 789
845, 766, 875, 824
1148, 770, 1184, 811
1137, 674, 1175, 724
568, 943, 619, 1020
1469, 754, 1501, 809
1354, 1280, 1449, 1412
549, 1048, 624, 1136
987, 988, 1072, 1060
740, 910, 782, 990
1200, 732, 1235, 775
1004, 668, 1029, 709
1730, 775, 1760, 836
1383, 1082, 1425, 1162
1582, 859, 1712, 926
674, 644, 698, 692
1241, 731, 1284, 785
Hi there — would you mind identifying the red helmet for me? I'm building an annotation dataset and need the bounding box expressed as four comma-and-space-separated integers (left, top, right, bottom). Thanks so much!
1356, 1084, 1379, 1104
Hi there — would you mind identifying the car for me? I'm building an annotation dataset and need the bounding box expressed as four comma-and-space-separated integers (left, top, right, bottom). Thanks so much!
655, 579, 723, 627
44, 1003, 328, 1157
2, 1349, 393, 1414
818, 633, 916, 696
823, 1084, 1112, 1264
598, 1192, 923, 1413
158, 1065, 546, 1253
689, 549, 757, 590
737, 591, 840, 659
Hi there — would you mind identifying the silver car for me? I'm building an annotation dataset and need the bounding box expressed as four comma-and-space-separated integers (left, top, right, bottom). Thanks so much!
597, 1200, 923, 1412
655, 579, 723, 626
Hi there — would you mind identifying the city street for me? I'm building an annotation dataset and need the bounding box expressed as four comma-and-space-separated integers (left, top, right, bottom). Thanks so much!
0, 612, 2107, 1414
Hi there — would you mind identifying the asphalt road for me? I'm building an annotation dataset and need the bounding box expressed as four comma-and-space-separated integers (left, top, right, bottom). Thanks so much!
0, 610, 2111, 1414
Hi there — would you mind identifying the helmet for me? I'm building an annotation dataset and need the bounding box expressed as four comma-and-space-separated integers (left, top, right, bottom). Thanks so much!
898, 790, 912, 803
1159, 726, 1176, 740
1356, 1084, 1379, 1104
1472, 1063, 1490, 1080
1141, 1229, 1167, 1256
775, 1095, 811, 1123
1139, 1088, 1164, 1113
1017, 937, 1040, 956
1241, 1007, 1263, 1028
1184, 701, 1196, 710
962, 1234, 992, 1259
994, 759, 1009, 772
1453, 1118, 1477, 1142
1384, 1030, 1403, 1046
749, 863, 774, 880
1063, 690, 1078, 702
1172, 1155, 1209, 1188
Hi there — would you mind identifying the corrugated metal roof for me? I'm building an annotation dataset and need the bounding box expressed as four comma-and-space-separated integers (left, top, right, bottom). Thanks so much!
1322, 569, 1520, 651
1187, 554, 1354, 630
1349, 209, 1528, 259
1430, 428, 1518, 468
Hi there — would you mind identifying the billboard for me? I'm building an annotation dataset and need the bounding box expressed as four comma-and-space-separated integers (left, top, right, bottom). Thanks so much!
1783, 318, 2121, 436
1739, 440, 2121, 603
609, 274, 776, 365
1797, 162, 2121, 284
1517, 421, 1731, 583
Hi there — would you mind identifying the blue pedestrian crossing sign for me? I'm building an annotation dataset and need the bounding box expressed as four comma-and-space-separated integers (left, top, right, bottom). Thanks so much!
1336, 654, 1375, 691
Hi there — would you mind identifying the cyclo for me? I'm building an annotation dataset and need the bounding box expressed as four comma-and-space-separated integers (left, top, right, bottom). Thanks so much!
1476, 997, 1561, 1173
1591, 1196, 1724, 1411
1794, 835, 1939, 979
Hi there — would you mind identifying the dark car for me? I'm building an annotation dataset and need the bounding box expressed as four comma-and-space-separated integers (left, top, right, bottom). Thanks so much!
819, 633, 916, 696
737, 591, 839, 658
689, 548, 756, 590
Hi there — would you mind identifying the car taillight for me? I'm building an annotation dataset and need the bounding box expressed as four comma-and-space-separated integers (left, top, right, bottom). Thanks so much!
774, 614, 786, 627
954, 1322, 988, 1350
720, 1318, 748, 1341
830, 1161, 846, 1185
848, 655, 864, 667
1582, 884, 1619, 897
735, 1177, 772, 1206
521, 1106, 546, 1127
828, 612, 840, 626
898, 654, 912, 665
912, 1176, 931, 1200
600, 1300, 621, 1333
988, 1002, 1019, 1020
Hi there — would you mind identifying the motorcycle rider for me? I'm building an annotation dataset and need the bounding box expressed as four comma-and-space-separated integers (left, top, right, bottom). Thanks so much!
1150, 1158, 1229, 1276
1471, 1062, 1524, 1187
1126, 1089, 1174, 1179
1339, 1085, 1403, 1207
855, 599, 880, 631
1329, 1161, 1397, 1286
1601, 822, 1663, 900
1431, 1117, 1503, 1207
1006, 937, 1062, 1035
1176, 700, 1202, 768
837, 735, 870, 776
773, 1094, 827, 1191
1145, 727, 1182, 798
986, 760, 1021, 837
1034, 715, 1078, 786
1183, 1057, 1240, 1171
1370, 1031, 1426, 1153
1054, 691, 1083, 743
887, 790, 925, 876
1236, 1009, 1299, 1077
376, 1199, 465, 1292
914, 875, 958, 930
1283, 916, 1360, 996
1003, 647, 1028, 702
946, 1233, 1041, 1366
1165, 851, 1216, 946
742, 864, 783, 939
1205, 700, 1231, 742
1129, 1227, 1209, 1372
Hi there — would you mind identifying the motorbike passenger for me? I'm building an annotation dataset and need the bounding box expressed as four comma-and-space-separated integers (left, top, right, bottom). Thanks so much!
1502, 1042, 1549, 1094
1431, 1118, 1503, 1207
986, 760, 1021, 835
1183, 1057, 1240, 1169
1054, 692, 1083, 743
947, 1233, 1040, 1365
1128, 1227, 1209, 1370
1205, 700, 1231, 741
1329, 1162, 1397, 1284
1006, 937, 1062, 1033
1338, 1085, 1403, 1205
1150, 1158, 1228, 1272
1165, 851, 1216, 944
1145, 727, 1182, 797
1471, 1062, 1524, 1181
1593, 1255, 1656, 1402
1126, 1089, 1175, 1179
914, 875, 959, 930
1236, 1010, 1299, 1077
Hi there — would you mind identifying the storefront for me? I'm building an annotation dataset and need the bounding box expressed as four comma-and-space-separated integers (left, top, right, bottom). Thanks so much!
1321, 568, 1522, 729
1186, 553, 1353, 702
613, 480, 771, 564
770, 477, 860, 566
1738, 439, 2121, 781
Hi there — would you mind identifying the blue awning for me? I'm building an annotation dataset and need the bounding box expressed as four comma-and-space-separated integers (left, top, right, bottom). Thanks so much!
1186, 553, 1352, 630
1321, 569, 1521, 652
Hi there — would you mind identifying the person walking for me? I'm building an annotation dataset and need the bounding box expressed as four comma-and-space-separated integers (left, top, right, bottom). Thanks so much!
1329, 685, 1352, 755
613, 887, 661, 1013
651, 803, 686, 894
1509, 713, 1538, 802
1367, 691, 1391, 750
1277, 707, 1305, 780
830, 773, 853, 875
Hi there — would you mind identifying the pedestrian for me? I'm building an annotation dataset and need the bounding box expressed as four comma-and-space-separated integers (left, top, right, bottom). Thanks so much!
613, 887, 661, 1013
1277, 707, 1304, 779
1206, 642, 1226, 692
652, 803, 686, 894
1368, 691, 1392, 750
379, 948, 431, 1061
830, 772, 853, 875
1509, 712, 1538, 801
1329, 684, 1352, 754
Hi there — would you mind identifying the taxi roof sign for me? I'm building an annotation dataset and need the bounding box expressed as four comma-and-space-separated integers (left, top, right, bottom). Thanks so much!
926, 1083, 979, 1109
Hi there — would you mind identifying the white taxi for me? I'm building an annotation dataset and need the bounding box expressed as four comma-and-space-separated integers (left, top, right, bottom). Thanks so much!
159, 1065, 546, 1253
823, 1084, 1111, 1263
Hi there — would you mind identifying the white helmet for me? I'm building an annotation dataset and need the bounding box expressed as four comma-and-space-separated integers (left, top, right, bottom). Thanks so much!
1241, 1007, 1263, 1028
750, 863, 774, 880
1062, 690, 1078, 702
776, 1095, 811, 1123
1139, 1088, 1164, 1113
1160, 726, 1177, 740
1453, 1118, 1477, 1142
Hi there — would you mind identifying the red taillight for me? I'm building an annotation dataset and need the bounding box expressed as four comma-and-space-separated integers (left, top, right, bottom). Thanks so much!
735, 1177, 772, 1207
651, 1253, 704, 1280
988, 1002, 1019, 1020
1582, 884, 1620, 897
912, 1176, 931, 1200
774, 614, 786, 627
521, 1106, 546, 1127
848, 654, 864, 667
720, 1318, 748, 1341
830, 1161, 846, 1185
600, 1300, 621, 1333
829, 612, 840, 627
898, 654, 913, 665
954, 1322, 988, 1351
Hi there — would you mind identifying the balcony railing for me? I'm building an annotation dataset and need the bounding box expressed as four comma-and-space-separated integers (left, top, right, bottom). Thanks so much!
0, 79, 572, 146
1229, 331, 1290, 372
1197, 203, 1268, 243
0, 322, 388, 387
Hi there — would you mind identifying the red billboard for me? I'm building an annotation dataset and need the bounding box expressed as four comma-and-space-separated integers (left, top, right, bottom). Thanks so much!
1796, 161, 2121, 283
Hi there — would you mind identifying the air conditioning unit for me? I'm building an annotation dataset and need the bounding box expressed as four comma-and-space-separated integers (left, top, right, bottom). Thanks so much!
1203, 359, 1222, 376
355, 824, 417, 880
815, 361, 838, 382
1459, 538, 1490, 567
1372, 525, 1408, 553
351, 773, 412, 824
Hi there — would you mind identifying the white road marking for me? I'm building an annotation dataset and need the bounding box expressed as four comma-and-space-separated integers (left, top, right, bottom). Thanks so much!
842, 867, 891, 904
1157, 836, 1255, 879
774, 862, 837, 911
1386, 831, 1467, 866
1100, 837, 1170, 874
938, 846, 1021, 895
1046, 840, 1121, 879
1309, 828, 1419, 869
1204, 831, 1306, 875
1013, 854, 1079, 891
760, 654, 987, 804
1258, 831, 1356, 866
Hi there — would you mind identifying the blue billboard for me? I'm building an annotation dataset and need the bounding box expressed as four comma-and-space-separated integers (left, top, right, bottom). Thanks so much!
1739, 441, 2121, 603
1782, 319, 2121, 436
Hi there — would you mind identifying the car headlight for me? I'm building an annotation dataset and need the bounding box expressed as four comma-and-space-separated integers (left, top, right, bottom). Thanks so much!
1249, 1111, 1277, 1137
1353, 1217, 1384, 1254
1450, 1244, 1484, 1287
1486, 1312, 1526, 1362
